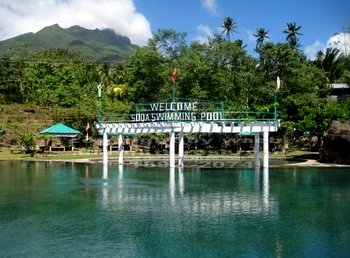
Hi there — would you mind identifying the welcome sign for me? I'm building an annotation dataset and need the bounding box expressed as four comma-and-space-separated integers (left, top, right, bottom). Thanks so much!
131, 101, 224, 122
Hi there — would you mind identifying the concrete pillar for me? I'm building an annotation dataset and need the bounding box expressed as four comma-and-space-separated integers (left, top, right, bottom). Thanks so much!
178, 132, 184, 167
263, 129, 269, 168
254, 132, 260, 167
103, 130, 108, 165
118, 134, 124, 164
169, 131, 175, 168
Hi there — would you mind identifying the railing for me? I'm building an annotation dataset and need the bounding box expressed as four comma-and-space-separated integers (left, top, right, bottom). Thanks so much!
99, 111, 277, 125
97, 98, 278, 126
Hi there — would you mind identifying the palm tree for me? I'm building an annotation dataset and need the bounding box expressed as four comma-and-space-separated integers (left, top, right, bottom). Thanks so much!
254, 27, 270, 49
283, 22, 302, 48
221, 17, 237, 41
317, 48, 343, 83
315, 50, 324, 65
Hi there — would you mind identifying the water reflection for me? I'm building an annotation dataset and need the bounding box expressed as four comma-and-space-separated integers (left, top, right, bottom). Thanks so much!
99, 164, 275, 217
103, 164, 108, 180
169, 167, 175, 204
263, 167, 270, 210
118, 165, 123, 179
1, 161, 350, 257
178, 167, 184, 194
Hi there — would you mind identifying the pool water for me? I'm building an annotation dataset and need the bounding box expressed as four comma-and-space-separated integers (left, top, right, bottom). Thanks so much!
0, 160, 350, 257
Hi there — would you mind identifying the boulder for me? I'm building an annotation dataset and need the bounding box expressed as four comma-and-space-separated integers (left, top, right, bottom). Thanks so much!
319, 121, 350, 164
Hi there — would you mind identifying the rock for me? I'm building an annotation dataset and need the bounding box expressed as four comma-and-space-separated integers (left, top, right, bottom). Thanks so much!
319, 121, 350, 164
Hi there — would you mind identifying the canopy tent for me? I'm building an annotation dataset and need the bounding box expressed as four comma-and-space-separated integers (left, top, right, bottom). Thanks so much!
40, 123, 81, 151
40, 123, 80, 138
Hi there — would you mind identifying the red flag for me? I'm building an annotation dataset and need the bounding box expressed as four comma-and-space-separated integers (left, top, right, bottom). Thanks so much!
171, 68, 177, 84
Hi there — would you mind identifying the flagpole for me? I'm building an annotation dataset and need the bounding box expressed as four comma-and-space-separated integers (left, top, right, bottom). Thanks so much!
85, 122, 90, 150
274, 76, 280, 124
172, 84, 176, 102
97, 83, 103, 122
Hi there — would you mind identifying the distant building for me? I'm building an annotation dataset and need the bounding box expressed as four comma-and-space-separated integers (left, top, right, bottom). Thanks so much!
330, 83, 350, 101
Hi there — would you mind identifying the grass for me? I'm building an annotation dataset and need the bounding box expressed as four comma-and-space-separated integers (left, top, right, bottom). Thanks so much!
0, 147, 318, 162
0, 148, 101, 161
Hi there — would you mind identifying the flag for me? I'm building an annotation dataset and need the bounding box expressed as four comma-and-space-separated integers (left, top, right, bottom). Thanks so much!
171, 68, 177, 84
85, 122, 90, 132
85, 122, 90, 141
276, 76, 281, 90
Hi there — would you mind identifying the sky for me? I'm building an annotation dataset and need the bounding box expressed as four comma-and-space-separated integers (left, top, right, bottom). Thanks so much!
0, 0, 349, 59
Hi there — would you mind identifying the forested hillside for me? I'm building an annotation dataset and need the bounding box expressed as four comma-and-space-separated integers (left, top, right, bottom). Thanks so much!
0, 24, 350, 148
0, 24, 137, 63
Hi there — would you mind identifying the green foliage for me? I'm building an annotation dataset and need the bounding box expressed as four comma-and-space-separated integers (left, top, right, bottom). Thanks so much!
283, 22, 302, 48
0, 24, 136, 63
254, 28, 270, 49
298, 100, 350, 135
338, 55, 350, 84
19, 134, 36, 153
314, 48, 344, 83
148, 29, 187, 60
0, 57, 25, 103
126, 46, 168, 102
221, 17, 238, 41
0, 24, 349, 143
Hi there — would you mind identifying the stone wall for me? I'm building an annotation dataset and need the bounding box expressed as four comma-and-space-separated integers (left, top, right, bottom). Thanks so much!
319, 121, 350, 164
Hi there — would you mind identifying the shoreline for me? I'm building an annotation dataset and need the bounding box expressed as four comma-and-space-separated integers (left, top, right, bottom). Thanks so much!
18, 156, 350, 168
1, 149, 349, 167
285, 159, 350, 167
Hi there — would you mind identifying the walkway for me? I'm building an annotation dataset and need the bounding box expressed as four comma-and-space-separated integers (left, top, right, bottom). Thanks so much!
95, 120, 278, 168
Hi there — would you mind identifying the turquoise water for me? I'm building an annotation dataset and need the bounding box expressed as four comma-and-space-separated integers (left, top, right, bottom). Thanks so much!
0, 160, 350, 258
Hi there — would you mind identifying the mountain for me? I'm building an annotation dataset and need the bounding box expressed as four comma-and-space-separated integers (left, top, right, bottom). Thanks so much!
0, 24, 138, 62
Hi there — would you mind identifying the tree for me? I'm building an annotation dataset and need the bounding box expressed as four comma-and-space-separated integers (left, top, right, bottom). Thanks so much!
221, 17, 237, 42
254, 27, 270, 49
256, 42, 305, 81
283, 22, 302, 48
148, 29, 187, 60
298, 100, 350, 146
126, 46, 167, 102
256, 42, 331, 139
315, 50, 324, 63
20, 134, 36, 155
338, 54, 350, 84
315, 48, 343, 83
0, 57, 25, 103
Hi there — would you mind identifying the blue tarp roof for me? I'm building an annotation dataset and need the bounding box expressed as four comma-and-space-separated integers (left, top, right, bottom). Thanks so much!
40, 123, 80, 137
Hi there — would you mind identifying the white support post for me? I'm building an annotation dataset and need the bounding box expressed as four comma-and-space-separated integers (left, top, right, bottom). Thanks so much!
254, 132, 260, 167
169, 131, 175, 168
178, 132, 184, 167
118, 134, 124, 164
263, 129, 269, 168
103, 130, 108, 165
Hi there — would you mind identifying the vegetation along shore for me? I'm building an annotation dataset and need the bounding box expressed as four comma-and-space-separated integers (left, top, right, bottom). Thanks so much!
0, 21, 349, 164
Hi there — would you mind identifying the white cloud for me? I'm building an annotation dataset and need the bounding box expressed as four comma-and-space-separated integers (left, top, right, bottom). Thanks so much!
246, 30, 256, 43
0, 0, 152, 45
327, 32, 350, 56
201, 0, 219, 16
304, 40, 326, 60
194, 24, 213, 43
